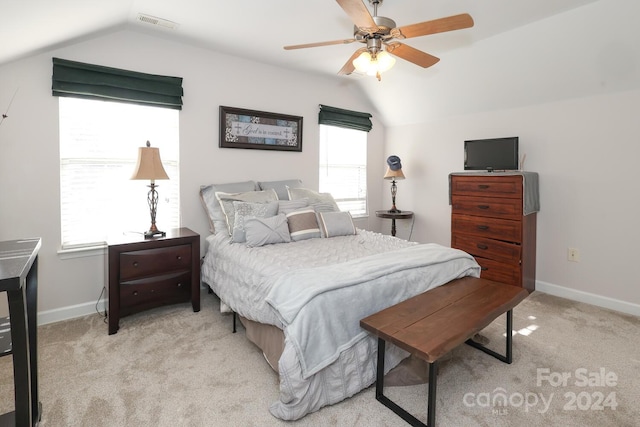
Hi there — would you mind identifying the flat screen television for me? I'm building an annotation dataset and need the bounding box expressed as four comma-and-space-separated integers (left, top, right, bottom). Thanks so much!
464, 137, 519, 171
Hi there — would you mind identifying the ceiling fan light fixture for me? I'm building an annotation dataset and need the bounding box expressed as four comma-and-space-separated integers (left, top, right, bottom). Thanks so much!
353, 49, 396, 78
353, 51, 373, 72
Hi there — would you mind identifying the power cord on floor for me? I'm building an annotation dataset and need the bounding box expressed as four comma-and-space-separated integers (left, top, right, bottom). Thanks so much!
407, 215, 415, 241
95, 286, 107, 324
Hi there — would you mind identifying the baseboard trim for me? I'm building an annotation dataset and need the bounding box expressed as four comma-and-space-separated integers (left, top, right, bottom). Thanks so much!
36, 282, 638, 325
38, 301, 105, 326
536, 280, 640, 317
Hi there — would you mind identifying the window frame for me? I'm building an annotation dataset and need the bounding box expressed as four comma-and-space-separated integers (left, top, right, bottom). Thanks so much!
318, 124, 368, 217
58, 97, 180, 250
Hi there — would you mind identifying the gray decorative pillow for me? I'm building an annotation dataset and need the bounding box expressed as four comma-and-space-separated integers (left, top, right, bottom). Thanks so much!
278, 199, 309, 215
231, 201, 279, 243
317, 211, 357, 238
199, 181, 257, 233
288, 187, 340, 212
216, 189, 279, 235
244, 214, 291, 247
258, 179, 303, 200
286, 208, 321, 241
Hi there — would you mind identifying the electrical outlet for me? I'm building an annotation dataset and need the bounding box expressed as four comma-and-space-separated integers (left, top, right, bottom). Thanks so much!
567, 248, 580, 262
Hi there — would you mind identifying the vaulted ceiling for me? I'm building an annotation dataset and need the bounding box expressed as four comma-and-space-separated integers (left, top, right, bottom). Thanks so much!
1, 0, 604, 124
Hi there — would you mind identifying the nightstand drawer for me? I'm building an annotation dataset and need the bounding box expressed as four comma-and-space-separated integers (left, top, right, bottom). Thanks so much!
120, 271, 191, 315
452, 214, 522, 243
120, 244, 191, 280
451, 175, 522, 198
451, 234, 521, 263
452, 195, 522, 220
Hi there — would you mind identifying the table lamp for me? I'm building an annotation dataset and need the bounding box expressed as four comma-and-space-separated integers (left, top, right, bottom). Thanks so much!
383, 155, 405, 213
131, 141, 169, 238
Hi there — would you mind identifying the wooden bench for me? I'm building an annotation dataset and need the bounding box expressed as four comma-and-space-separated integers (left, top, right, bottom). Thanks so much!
360, 276, 529, 427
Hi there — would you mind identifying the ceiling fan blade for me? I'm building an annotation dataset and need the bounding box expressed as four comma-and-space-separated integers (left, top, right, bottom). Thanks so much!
284, 38, 356, 50
338, 47, 367, 75
385, 42, 440, 68
395, 13, 474, 39
336, 0, 378, 33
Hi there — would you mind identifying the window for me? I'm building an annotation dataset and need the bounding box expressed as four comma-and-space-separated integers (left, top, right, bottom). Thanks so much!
59, 98, 180, 248
319, 124, 367, 216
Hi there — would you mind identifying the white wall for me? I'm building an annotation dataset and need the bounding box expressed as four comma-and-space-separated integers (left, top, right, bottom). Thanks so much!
0, 30, 386, 321
385, 0, 640, 314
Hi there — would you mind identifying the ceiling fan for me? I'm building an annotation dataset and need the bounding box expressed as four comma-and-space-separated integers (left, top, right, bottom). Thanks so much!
284, 0, 474, 80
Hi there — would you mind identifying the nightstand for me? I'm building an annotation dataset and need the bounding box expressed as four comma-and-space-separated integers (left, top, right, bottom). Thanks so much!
376, 210, 414, 237
107, 227, 200, 335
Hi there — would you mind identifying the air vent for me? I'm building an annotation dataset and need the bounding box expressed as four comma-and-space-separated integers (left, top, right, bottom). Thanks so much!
137, 13, 178, 30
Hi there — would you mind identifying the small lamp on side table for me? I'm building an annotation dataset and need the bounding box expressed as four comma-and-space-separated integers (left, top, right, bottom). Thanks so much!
131, 141, 169, 238
383, 155, 405, 213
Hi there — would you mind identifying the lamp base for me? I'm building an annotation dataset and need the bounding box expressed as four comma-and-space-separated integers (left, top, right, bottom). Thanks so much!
388, 208, 402, 213
144, 230, 166, 239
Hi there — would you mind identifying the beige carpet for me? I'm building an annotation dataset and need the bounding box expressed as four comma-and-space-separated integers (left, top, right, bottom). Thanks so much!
1, 291, 638, 426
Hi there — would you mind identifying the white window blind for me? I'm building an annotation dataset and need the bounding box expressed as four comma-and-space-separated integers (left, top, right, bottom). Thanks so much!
59, 98, 180, 248
319, 124, 367, 216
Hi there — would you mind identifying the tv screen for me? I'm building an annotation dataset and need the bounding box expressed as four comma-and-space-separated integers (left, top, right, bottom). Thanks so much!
464, 137, 519, 171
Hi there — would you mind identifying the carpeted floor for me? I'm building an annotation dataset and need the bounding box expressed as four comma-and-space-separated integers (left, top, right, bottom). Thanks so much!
1, 290, 638, 426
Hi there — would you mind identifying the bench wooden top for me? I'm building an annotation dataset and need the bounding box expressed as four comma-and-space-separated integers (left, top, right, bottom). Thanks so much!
360, 277, 528, 363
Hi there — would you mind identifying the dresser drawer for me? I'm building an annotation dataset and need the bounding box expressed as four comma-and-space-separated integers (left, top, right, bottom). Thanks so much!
120, 271, 191, 315
452, 214, 522, 243
120, 244, 191, 280
451, 195, 522, 220
451, 175, 522, 198
475, 257, 521, 287
451, 234, 521, 263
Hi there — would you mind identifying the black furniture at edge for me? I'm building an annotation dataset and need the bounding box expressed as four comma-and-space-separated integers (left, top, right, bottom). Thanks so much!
0, 238, 42, 427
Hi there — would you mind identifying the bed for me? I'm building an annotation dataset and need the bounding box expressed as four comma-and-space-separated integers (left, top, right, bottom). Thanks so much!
199, 179, 481, 420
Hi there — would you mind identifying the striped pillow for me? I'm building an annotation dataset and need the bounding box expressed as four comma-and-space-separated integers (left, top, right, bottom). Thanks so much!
286, 208, 321, 241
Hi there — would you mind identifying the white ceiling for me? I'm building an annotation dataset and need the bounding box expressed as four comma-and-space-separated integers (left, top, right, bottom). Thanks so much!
1, 0, 603, 124
1, 0, 599, 73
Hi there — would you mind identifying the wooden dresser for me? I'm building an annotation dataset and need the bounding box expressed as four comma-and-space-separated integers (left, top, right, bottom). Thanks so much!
450, 173, 538, 291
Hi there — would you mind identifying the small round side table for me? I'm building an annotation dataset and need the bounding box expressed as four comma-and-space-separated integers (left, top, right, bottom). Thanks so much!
375, 210, 414, 237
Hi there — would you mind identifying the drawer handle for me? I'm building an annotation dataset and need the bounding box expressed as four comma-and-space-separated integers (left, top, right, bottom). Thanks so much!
133, 291, 139, 296
477, 225, 489, 230
477, 205, 490, 210
133, 261, 139, 268
477, 244, 488, 250
176, 256, 182, 261
177, 283, 182, 287
481, 267, 489, 271
478, 185, 490, 189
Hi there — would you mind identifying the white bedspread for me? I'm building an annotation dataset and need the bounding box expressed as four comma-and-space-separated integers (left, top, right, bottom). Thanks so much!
201, 229, 480, 420
266, 244, 479, 379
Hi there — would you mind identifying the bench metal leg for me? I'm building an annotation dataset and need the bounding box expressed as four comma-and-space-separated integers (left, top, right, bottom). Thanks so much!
375, 338, 438, 427
465, 309, 513, 364
232, 311, 237, 333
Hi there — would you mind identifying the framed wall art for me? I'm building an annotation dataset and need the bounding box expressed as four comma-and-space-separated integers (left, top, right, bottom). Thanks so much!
219, 106, 303, 152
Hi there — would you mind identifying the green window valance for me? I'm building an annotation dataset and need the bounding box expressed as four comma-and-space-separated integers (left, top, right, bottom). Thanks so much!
318, 104, 372, 132
52, 57, 183, 110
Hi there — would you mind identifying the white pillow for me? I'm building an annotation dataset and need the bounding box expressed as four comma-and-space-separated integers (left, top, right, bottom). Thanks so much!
277, 199, 309, 215
244, 214, 291, 247
216, 189, 278, 235
288, 187, 340, 212
231, 201, 279, 243
199, 181, 257, 233
317, 211, 357, 238
258, 179, 303, 200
